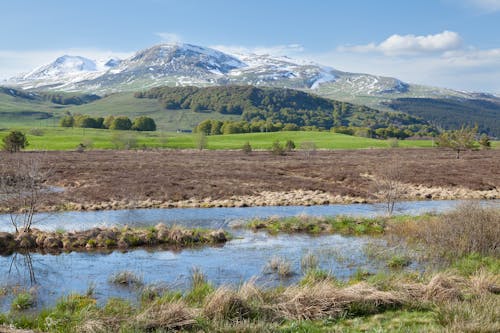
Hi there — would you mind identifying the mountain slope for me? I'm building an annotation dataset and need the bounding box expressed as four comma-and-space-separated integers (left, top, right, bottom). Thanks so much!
386, 97, 500, 135
135, 85, 434, 135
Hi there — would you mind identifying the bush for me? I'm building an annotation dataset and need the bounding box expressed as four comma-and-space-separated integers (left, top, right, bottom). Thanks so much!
242, 141, 252, 154
2, 130, 29, 152
195, 132, 207, 150
271, 140, 285, 156
132, 116, 157, 131
110, 116, 132, 130
285, 139, 296, 152
59, 115, 74, 127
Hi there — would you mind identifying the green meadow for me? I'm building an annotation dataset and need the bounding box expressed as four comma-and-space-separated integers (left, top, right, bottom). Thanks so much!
0, 128, 438, 151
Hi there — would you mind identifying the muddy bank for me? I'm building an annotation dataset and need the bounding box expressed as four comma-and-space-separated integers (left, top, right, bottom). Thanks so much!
0, 149, 498, 212
0, 224, 227, 254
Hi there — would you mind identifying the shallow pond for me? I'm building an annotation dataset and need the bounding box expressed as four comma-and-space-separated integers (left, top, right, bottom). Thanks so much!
0, 200, 497, 311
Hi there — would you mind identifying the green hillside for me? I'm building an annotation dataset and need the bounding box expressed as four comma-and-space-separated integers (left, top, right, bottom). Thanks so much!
385, 98, 500, 137
135, 85, 434, 134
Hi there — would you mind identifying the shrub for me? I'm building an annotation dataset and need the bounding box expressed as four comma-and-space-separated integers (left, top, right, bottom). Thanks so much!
271, 140, 285, 156
132, 116, 157, 131
285, 139, 296, 152
242, 141, 252, 154
300, 141, 317, 158
2, 130, 28, 152
59, 115, 74, 127
195, 132, 207, 150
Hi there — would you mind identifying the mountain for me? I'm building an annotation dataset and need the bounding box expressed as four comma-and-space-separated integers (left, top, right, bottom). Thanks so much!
4, 42, 500, 136
5, 43, 415, 96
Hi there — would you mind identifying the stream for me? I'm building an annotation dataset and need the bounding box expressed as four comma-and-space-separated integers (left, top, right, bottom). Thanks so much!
0, 200, 498, 311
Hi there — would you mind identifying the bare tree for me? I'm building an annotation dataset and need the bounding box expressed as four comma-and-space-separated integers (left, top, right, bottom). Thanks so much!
299, 141, 317, 159
372, 159, 405, 216
0, 153, 47, 233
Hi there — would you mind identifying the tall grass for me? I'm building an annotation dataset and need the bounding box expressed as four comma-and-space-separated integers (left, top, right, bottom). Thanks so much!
389, 202, 500, 259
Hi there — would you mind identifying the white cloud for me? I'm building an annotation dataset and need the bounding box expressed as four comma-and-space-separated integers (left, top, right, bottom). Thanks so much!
211, 43, 304, 57
155, 32, 182, 44
0, 49, 133, 80
339, 31, 463, 56
463, 0, 500, 12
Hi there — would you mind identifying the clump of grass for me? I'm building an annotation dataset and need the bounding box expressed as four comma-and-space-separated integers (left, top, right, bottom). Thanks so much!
109, 271, 143, 287
387, 255, 412, 269
437, 294, 500, 332
11, 292, 35, 311
299, 269, 333, 286
300, 252, 319, 272
203, 286, 251, 321
265, 256, 294, 278
185, 267, 214, 305
136, 300, 196, 331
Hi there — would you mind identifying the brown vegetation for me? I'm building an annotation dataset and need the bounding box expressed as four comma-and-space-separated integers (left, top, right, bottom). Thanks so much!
387, 202, 500, 258
0, 224, 227, 254
0, 149, 498, 212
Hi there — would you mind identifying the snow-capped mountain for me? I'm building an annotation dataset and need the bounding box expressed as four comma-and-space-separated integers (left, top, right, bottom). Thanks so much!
3, 42, 487, 102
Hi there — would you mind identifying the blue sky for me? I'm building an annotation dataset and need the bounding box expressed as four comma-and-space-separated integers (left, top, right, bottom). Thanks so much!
1, 0, 499, 92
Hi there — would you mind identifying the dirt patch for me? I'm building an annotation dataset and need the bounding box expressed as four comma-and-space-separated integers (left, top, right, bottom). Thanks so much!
0, 148, 498, 211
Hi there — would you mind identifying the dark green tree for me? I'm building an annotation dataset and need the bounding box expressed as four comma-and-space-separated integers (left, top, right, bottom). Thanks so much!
132, 116, 157, 131
110, 116, 132, 130
2, 130, 29, 153
59, 115, 74, 127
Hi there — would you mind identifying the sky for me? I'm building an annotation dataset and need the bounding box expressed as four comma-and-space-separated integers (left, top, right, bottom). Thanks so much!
1, 0, 499, 93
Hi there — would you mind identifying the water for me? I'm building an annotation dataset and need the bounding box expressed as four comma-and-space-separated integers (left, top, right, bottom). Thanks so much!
1, 199, 493, 232
0, 200, 498, 311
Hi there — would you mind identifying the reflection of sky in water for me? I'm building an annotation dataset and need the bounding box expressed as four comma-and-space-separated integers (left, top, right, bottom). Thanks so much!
1, 231, 381, 311
2, 199, 496, 232
0, 200, 497, 311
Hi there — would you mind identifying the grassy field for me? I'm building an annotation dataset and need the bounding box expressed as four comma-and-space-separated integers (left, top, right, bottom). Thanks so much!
0, 91, 240, 131
0, 127, 438, 150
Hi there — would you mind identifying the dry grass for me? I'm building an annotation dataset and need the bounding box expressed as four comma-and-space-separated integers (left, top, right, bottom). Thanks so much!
438, 294, 500, 333
388, 202, 500, 259
203, 286, 251, 322
265, 256, 294, 278
300, 252, 319, 272
273, 281, 404, 320
135, 300, 197, 331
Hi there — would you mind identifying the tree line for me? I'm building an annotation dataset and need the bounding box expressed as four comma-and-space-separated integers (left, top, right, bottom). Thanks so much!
194, 119, 436, 139
59, 114, 156, 131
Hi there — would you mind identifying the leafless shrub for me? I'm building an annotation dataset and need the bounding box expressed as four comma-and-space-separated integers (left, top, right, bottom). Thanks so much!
0, 153, 48, 233
299, 141, 317, 159
372, 159, 405, 216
